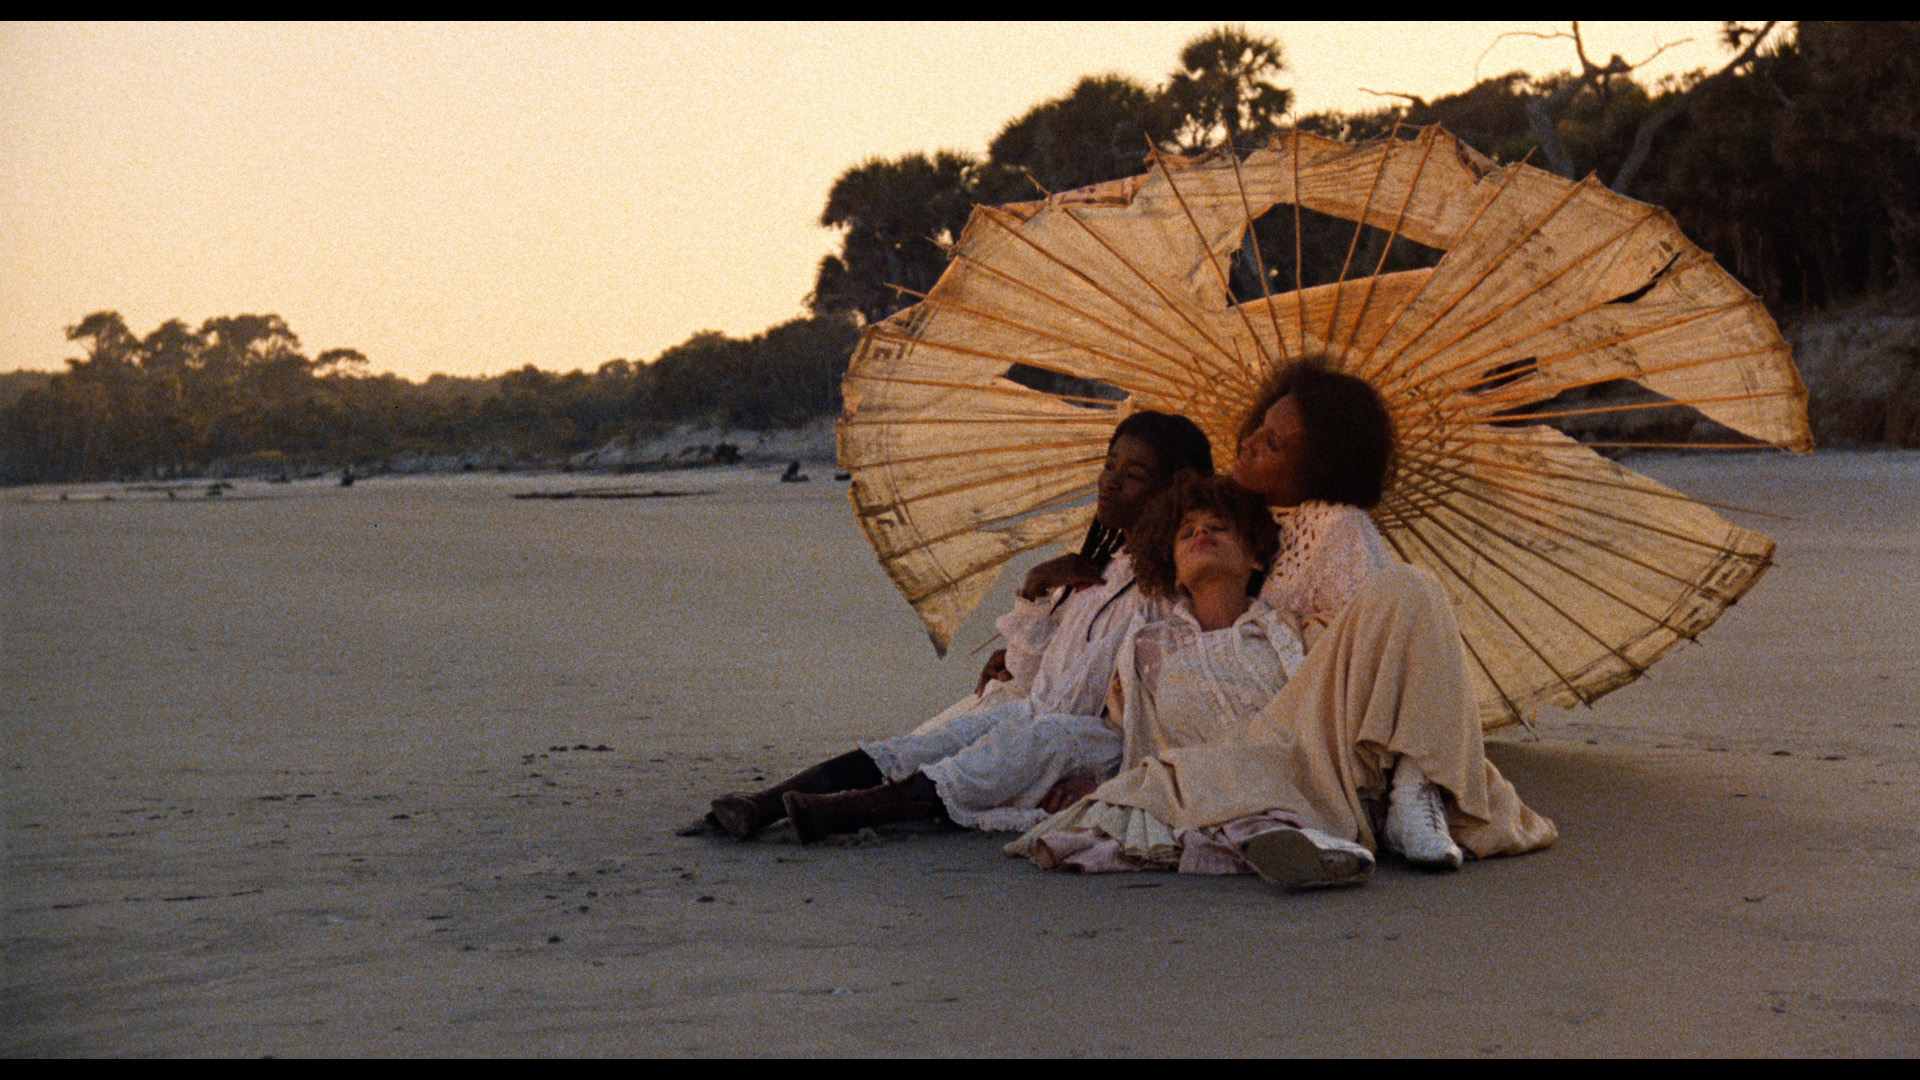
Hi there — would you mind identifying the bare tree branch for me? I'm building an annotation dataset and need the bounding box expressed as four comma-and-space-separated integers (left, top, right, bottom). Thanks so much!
1358, 88, 1429, 110
1612, 21, 1780, 195
1629, 36, 1695, 71
1475, 28, 1575, 84
1517, 21, 1639, 177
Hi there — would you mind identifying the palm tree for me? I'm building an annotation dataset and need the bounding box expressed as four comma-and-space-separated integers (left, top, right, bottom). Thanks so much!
1164, 25, 1293, 152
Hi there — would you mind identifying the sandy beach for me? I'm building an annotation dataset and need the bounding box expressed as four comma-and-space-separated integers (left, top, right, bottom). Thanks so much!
4, 452, 1918, 1056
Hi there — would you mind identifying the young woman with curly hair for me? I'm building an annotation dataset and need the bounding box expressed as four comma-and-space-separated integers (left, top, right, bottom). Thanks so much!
708, 410, 1215, 845
1013, 361, 1556, 888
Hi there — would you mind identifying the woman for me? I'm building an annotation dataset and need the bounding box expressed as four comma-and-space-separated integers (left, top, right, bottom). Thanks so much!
1013, 360, 1556, 887
708, 410, 1214, 844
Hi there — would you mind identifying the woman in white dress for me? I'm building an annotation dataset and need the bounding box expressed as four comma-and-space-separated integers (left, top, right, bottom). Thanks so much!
1012, 361, 1556, 888
708, 411, 1215, 844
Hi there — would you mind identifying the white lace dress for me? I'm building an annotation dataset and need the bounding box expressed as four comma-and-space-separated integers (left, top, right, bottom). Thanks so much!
1259, 500, 1391, 642
1010, 504, 1559, 870
861, 554, 1155, 831
1011, 503, 1392, 872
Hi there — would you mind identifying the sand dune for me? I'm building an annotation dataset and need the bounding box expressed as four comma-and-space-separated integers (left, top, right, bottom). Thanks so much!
4, 452, 1917, 1056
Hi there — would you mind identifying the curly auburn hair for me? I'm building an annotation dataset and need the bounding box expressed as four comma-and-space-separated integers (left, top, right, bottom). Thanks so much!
1127, 475, 1281, 601
1238, 357, 1395, 509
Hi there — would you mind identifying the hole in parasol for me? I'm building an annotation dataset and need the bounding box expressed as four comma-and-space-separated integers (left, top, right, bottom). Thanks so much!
1605, 251, 1684, 306
1228, 204, 1446, 304
1002, 364, 1127, 407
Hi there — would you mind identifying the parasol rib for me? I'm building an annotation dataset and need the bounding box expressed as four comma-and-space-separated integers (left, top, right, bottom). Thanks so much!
1445, 303, 1759, 399
1291, 130, 1309, 356
946, 248, 1213, 376
1406, 252, 1726, 396
1056, 202, 1251, 386
843, 412, 1119, 428
846, 436, 1111, 473
1471, 387, 1799, 425
1150, 148, 1274, 379
857, 327, 1188, 402
1376, 525, 1528, 725
1356, 156, 1535, 380
891, 287, 1208, 398
1323, 122, 1404, 352
1405, 444, 1783, 555
844, 370, 1126, 411
1387, 487, 1595, 705
975, 205, 1244, 388
855, 453, 1104, 519
873, 499, 1092, 565
1393, 453, 1746, 619
1382, 202, 1664, 399
1336, 125, 1438, 358
900, 520, 1094, 605
1227, 143, 1290, 364
1366, 176, 1591, 381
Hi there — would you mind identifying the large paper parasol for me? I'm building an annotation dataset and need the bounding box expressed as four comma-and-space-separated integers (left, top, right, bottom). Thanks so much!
837, 126, 1811, 729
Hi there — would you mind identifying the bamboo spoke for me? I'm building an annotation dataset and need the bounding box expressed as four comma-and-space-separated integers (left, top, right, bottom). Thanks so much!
1460, 387, 1799, 426
1394, 444, 1780, 555
1378, 525, 1527, 725
900, 518, 1092, 606
945, 248, 1203, 373
847, 436, 1110, 473
1151, 148, 1273, 380
1387, 496, 1593, 705
1404, 258, 1726, 406
1451, 337, 1778, 406
1392, 463, 1659, 677
1364, 175, 1591, 384
858, 453, 1103, 520
1337, 125, 1436, 358
892, 285, 1206, 397
1055, 202, 1249, 387
1228, 143, 1289, 366
973, 205, 1234, 381
1392, 454, 1750, 608
1324, 122, 1402, 349
1380, 203, 1664, 400
1356, 154, 1536, 381
857, 327, 1184, 401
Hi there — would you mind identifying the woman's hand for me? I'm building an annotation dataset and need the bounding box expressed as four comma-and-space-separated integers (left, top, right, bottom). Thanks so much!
1019, 553, 1107, 600
975, 649, 1012, 695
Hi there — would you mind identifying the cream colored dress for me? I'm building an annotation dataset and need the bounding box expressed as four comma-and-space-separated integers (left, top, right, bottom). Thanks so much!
1010, 508, 1556, 871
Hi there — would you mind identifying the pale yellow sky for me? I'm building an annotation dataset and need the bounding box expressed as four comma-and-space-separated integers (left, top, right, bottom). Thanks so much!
2, 21, 1746, 379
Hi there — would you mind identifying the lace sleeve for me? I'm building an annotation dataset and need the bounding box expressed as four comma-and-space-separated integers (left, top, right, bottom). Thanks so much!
993, 595, 1060, 693
1298, 505, 1391, 630
1262, 502, 1392, 635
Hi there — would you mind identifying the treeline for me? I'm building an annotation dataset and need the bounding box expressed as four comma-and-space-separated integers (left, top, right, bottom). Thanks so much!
8, 22, 1916, 483
808, 21, 1917, 329
0, 311, 857, 484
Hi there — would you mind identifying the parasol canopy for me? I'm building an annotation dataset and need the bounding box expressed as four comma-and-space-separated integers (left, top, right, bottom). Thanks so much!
837, 125, 1812, 729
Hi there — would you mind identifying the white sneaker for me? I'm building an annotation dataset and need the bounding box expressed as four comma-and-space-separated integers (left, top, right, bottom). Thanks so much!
1239, 826, 1375, 890
1385, 766, 1464, 870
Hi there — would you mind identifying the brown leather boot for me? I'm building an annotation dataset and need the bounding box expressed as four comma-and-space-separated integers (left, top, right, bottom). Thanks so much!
709, 749, 884, 840
784, 772, 948, 845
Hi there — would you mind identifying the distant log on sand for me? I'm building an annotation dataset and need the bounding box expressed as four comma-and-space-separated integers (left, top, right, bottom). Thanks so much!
511, 488, 709, 501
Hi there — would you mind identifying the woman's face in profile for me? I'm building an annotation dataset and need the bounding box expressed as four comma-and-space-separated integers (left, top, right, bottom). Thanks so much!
1234, 394, 1309, 507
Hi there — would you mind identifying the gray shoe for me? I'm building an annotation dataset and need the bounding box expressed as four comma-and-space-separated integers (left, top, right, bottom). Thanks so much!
1239, 826, 1375, 890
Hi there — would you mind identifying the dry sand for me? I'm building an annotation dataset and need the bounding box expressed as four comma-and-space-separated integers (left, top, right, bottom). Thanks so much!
3, 453, 1917, 1056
